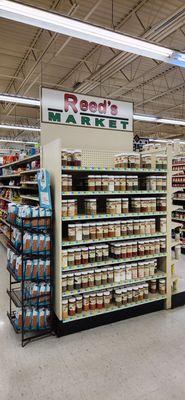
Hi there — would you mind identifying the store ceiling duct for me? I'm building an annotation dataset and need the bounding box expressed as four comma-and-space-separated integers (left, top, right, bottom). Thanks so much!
0, 1, 185, 67
0, 124, 41, 132
0, 93, 40, 106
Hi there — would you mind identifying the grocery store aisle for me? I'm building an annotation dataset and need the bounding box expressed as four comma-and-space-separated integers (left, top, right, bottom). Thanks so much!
1, 244, 185, 400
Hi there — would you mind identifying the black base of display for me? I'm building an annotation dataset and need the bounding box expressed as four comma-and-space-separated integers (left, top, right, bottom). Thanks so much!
172, 291, 185, 308
54, 300, 165, 337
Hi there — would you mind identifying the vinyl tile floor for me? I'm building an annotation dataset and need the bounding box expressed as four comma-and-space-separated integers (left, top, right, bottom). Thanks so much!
1, 244, 185, 400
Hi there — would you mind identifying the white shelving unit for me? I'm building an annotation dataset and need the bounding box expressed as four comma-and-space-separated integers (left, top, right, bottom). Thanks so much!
42, 140, 172, 324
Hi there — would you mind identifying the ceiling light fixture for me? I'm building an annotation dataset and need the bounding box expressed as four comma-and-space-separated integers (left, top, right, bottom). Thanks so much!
134, 115, 185, 126
0, 0, 185, 67
0, 139, 39, 144
0, 93, 40, 106
0, 124, 41, 132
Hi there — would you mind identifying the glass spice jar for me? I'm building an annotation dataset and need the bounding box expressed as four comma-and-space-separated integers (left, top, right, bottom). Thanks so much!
95, 269, 102, 286
95, 175, 102, 191
81, 247, 89, 264
138, 285, 144, 301
62, 275, 67, 292
89, 293, 96, 310
159, 279, 166, 295
143, 283, 149, 299
132, 242, 137, 257
74, 272, 82, 289
138, 262, 144, 279
150, 279, 157, 294
122, 288, 127, 305
68, 298, 76, 316
89, 223, 97, 240
127, 287, 133, 303
138, 241, 144, 257
114, 266, 120, 283
103, 222, 109, 238
115, 289, 122, 307
96, 245, 103, 262
62, 175, 69, 192
89, 246, 96, 263
125, 264, 132, 280
83, 294, 90, 311
82, 223, 90, 240
120, 176, 126, 191
108, 176, 115, 191
97, 292, 104, 309
102, 245, 109, 261
61, 249, 68, 268
76, 224, 82, 241
81, 271, 88, 288
108, 222, 115, 238
61, 150, 68, 166
88, 175, 95, 191
102, 176, 109, 191
67, 249, 75, 266
122, 198, 129, 213
76, 295, 83, 313
107, 267, 114, 284
62, 200, 68, 217
88, 271, 95, 287
120, 266, 126, 282
126, 242, 132, 258
121, 221, 127, 236
101, 268, 108, 285
114, 176, 121, 191
149, 261, 155, 276
74, 248, 82, 265
73, 150, 82, 167
104, 291, 110, 308
133, 220, 140, 235
96, 223, 103, 239
62, 299, 68, 319
144, 262, 150, 277
115, 198, 122, 214
114, 221, 121, 237
67, 273, 74, 291
68, 224, 76, 241
133, 287, 139, 303
132, 263, 138, 279
121, 243, 127, 259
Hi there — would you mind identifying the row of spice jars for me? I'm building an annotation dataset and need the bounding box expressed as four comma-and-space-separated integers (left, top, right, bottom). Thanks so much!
172, 176, 185, 186
173, 192, 185, 199
173, 211, 185, 220
67, 218, 157, 242
114, 153, 167, 170
62, 245, 109, 267
145, 176, 166, 191
62, 282, 152, 318
62, 200, 78, 217
62, 175, 72, 191
110, 238, 166, 259
87, 175, 139, 191
62, 149, 82, 166
62, 260, 158, 292
131, 197, 166, 212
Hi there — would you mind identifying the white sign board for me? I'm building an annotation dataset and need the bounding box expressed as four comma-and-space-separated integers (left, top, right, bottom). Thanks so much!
41, 88, 133, 131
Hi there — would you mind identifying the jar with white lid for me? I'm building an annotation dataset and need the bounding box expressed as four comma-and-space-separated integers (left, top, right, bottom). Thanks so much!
121, 243, 127, 258
133, 286, 139, 302
89, 293, 96, 310
61, 249, 68, 268
143, 283, 149, 299
67, 249, 75, 266
85, 199, 97, 215
133, 220, 140, 235
138, 262, 144, 278
68, 175, 72, 191
150, 219, 156, 234
102, 176, 109, 191
73, 150, 82, 166
81, 271, 88, 288
82, 223, 90, 240
62, 174, 69, 192
114, 221, 121, 237
125, 264, 132, 280
115, 198, 122, 214
104, 291, 110, 308
120, 154, 128, 169
127, 220, 133, 236
122, 198, 129, 213
89, 223, 96, 240
107, 267, 114, 283
132, 242, 137, 257
67, 200, 76, 217
76, 295, 83, 313
150, 279, 157, 294
160, 238, 166, 253
127, 287, 133, 303
74, 272, 82, 289
95, 175, 102, 191
121, 221, 127, 236
106, 199, 116, 214
97, 292, 103, 309
144, 262, 150, 277
126, 242, 132, 258
102, 245, 109, 261
114, 266, 120, 283
108, 222, 115, 238
120, 266, 126, 281
76, 224, 82, 241
148, 240, 154, 255
88, 175, 95, 191
95, 269, 102, 286
83, 294, 90, 311
120, 176, 126, 191
114, 244, 121, 259
62, 200, 68, 217
62, 275, 67, 292
61, 150, 68, 166
74, 248, 82, 265
68, 298, 76, 316
101, 268, 108, 285
159, 279, 166, 295
68, 224, 76, 241
115, 289, 122, 307
88, 271, 95, 287
131, 198, 140, 213
145, 220, 151, 235
114, 176, 121, 191
138, 285, 144, 301
89, 246, 95, 263
160, 218, 166, 234
81, 247, 89, 264
95, 245, 102, 262
103, 222, 109, 238
126, 176, 132, 191
67, 273, 74, 291
131, 263, 138, 279
108, 176, 114, 191
96, 223, 103, 239
149, 261, 155, 276
122, 288, 127, 305
139, 221, 146, 235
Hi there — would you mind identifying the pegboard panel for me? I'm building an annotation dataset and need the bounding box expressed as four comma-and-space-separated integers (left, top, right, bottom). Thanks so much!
81, 149, 115, 168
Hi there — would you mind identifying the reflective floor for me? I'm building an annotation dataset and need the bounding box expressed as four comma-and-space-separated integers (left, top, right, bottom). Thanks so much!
1, 244, 185, 400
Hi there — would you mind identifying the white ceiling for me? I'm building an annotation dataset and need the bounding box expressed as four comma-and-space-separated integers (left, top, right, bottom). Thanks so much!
1, 0, 185, 142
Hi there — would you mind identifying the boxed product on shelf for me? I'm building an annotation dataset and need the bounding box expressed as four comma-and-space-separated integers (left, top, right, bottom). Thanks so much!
7, 203, 52, 228
11, 228, 51, 254
14, 307, 51, 330
24, 282, 50, 305
7, 249, 51, 280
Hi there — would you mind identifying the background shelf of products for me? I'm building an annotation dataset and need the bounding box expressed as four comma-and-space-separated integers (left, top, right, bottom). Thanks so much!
42, 141, 172, 325
172, 156, 185, 254
0, 152, 40, 248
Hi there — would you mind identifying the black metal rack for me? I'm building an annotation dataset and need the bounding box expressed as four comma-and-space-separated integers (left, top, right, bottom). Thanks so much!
7, 215, 54, 347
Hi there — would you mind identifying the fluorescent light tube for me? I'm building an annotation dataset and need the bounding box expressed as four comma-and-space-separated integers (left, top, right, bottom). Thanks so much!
0, 124, 41, 132
0, 93, 40, 106
157, 118, 185, 126
1, 0, 185, 66
0, 139, 39, 144
133, 115, 158, 122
